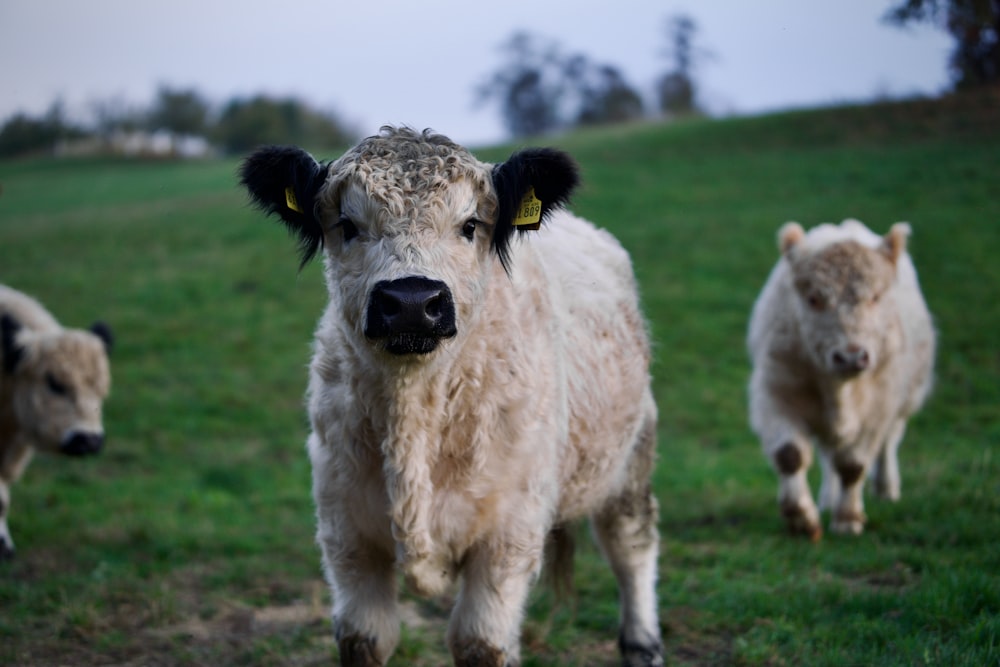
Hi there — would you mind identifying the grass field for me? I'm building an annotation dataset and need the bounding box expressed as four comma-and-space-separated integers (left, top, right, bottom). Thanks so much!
1, 90, 998, 666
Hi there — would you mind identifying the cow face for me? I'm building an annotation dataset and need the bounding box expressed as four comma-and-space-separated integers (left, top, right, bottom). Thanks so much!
781, 223, 906, 377
2, 316, 112, 455
241, 127, 578, 358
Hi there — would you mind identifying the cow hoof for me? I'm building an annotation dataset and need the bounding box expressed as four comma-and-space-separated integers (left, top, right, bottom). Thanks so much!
619, 634, 664, 667
830, 516, 865, 536
780, 500, 822, 541
337, 634, 383, 667
0, 540, 14, 562
452, 638, 509, 667
830, 506, 866, 535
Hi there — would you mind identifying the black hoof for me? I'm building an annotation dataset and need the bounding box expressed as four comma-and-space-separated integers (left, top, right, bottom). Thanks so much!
619, 632, 664, 667
337, 634, 382, 667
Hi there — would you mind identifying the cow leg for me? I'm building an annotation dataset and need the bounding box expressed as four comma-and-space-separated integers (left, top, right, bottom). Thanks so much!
830, 453, 868, 535
752, 387, 822, 540
321, 536, 399, 666
447, 536, 545, 667
872, 419, 906, 501
591, 489, 663, 667
0, 479, 13, 560
311, 439, 399, 666
591, 411, 663, 667
817, 450, 842, 513
767, 436, 821, 540
315, 499, 398, 666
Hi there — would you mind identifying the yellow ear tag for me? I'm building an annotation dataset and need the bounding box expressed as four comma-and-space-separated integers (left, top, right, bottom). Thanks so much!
512, 187, 542, 230
285, 186, 303, 213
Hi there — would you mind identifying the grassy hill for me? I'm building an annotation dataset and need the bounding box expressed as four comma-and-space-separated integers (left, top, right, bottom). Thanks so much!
1, 90, 998, 666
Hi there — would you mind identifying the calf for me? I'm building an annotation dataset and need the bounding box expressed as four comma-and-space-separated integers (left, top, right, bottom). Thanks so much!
241, 127, 662, 666
748, 219, 935, 538
0, 284, 112, 558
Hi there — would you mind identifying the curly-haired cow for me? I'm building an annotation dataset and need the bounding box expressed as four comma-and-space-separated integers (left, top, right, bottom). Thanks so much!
748, 219, 935, 539
0, 284, 113, 559
241, 127, 662, 666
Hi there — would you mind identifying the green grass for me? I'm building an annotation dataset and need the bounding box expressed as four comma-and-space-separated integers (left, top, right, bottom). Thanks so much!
2, 90, 998, 666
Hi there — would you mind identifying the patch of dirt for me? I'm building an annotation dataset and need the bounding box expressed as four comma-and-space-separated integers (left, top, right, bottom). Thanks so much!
850, 560, 918, 592
663, 606, 734, 667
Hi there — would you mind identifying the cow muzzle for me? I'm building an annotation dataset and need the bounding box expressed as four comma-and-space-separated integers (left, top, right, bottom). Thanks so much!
364, 276, 457, 355
830, 343, 871, 376
60, 431, 104, 456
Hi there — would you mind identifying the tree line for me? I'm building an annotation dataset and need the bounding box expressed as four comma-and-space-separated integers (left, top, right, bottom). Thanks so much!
1, 3, 995, 159
0, 89, 356, 159
0, 13, 710, 159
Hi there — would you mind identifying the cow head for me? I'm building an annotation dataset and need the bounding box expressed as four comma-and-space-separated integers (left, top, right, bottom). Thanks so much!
2, 315, 112, 455
780, 221, 908, 377
240, 126, 578, 358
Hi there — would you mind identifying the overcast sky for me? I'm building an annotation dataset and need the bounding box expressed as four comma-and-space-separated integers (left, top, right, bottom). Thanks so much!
0, 0, 952, 147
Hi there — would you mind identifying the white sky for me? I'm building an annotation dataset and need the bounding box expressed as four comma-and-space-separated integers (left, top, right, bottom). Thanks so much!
0, 0, 952, 147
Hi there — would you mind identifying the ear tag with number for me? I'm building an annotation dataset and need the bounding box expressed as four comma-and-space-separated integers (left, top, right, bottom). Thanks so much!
512, 187, 542, 230
285, 186, 303, 213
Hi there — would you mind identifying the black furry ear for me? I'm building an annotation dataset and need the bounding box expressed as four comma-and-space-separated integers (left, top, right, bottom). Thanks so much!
1, 314, 24, 374
239, 146, 328, 267
90, 321, 114, 354
491, 148, 580, 273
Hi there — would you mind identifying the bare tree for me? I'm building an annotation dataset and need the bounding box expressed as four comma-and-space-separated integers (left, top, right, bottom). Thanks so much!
476, 32, 645, 137
655, 14, 712, 117
89, 95, 144, 136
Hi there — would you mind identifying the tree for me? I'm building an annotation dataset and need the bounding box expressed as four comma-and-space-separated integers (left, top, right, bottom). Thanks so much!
655, 14, 711, 117
475, 32, 568, 137
476, 32, 645, 137
0, 101, 86, 158
884, 0, 1000, 89
213, 95, 353, 154
89, 95, 144, 136
147, 86, 210, 136
571, 61, 646, 126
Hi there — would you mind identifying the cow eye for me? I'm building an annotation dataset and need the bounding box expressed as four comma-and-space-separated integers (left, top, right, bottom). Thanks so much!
807, 293, 826, 311
338, 214, 358, 243
45, 373, 69, 397
462, 219, 479, 241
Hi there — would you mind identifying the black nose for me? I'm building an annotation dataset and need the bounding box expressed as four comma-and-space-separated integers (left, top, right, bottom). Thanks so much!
832, 344, 870, 374
365, 277, 457, 354
61, 432, 104, 456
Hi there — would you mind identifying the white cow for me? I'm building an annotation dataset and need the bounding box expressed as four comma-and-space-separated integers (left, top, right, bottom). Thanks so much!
240, 127, 663, 666
748, 219, 935, 539
0, 284, 112, 558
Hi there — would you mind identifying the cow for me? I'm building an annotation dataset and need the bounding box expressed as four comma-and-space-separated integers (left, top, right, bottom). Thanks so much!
0, 284, 113, 558
747, 219, 935, 539
240, 126, 662, 666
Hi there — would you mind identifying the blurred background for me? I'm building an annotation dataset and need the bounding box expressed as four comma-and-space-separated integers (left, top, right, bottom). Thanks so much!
3, 0, 989, 156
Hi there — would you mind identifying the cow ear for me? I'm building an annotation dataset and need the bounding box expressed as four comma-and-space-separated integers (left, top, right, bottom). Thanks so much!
881, 222, 911, 264
239, 146, 328, 267
491, 148, 580, 272
1, 314, 25, 374
778, 222, 805, 257
89, 321, 114, 354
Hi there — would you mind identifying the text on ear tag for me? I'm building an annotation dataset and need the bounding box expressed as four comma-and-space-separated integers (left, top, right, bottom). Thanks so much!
285, 186, 304, 213
513, 187, 542, 230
